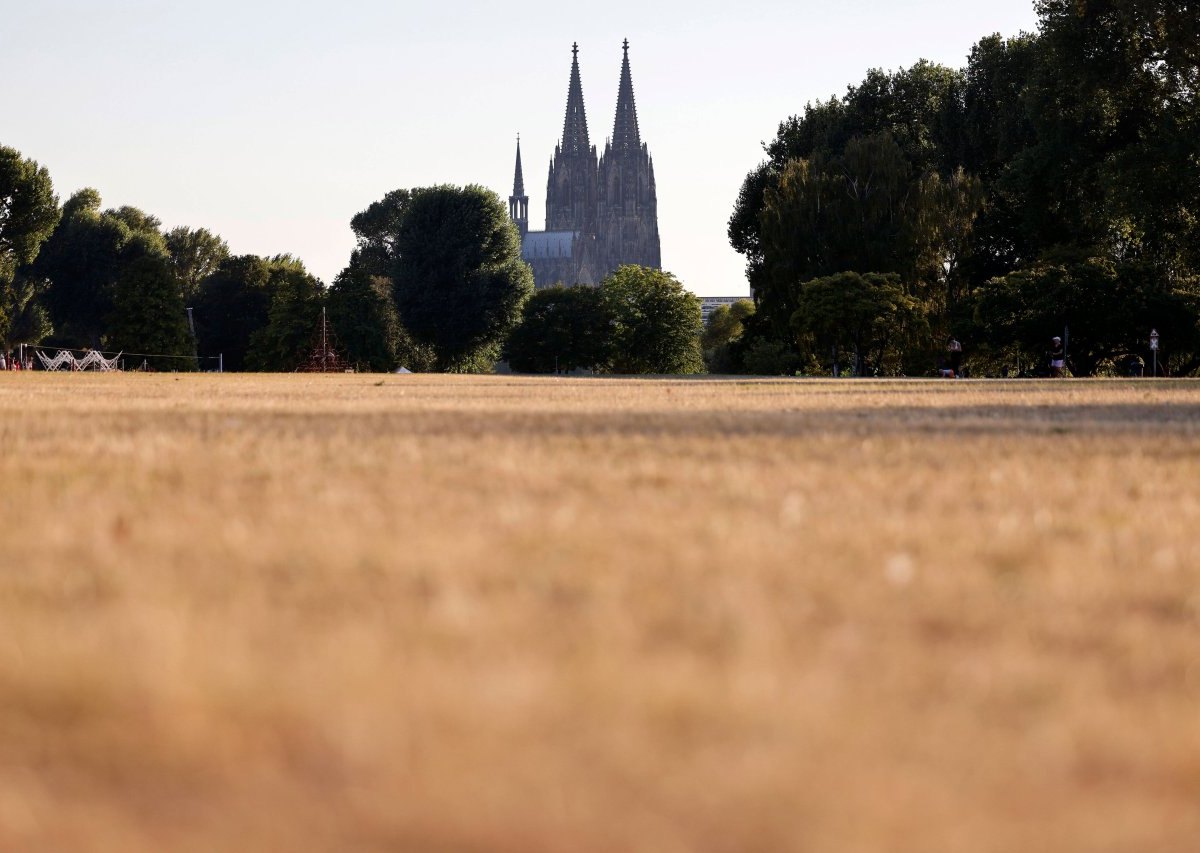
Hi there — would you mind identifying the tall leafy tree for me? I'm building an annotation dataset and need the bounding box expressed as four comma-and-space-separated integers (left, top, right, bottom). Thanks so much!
388, 185, 532, 372
757, 132, 981, 342
1023, 0, 1200, 271
349, 189, 412, 278
326, 263, 407, 372
1, 275, 53, 349
31, 190, 167, 347
701, 299, 754, 373
0, 146, 60, 344
109, 254, 195, 371
505, 285, 613, 374
245, 258, 325, 372
192, 255, 275, 371
601, 266, 704, 375
166, 226, 230, 301
792, 272, 928, 376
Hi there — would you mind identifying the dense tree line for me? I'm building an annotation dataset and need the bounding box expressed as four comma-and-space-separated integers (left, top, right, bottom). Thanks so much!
730, 0, 1200, 376
505, 267, 704, 374
2, 150, 704, 374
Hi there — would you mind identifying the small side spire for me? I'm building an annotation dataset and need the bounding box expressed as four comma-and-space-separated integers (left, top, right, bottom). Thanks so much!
509, 134, 529, 236
513, 134, 525, 197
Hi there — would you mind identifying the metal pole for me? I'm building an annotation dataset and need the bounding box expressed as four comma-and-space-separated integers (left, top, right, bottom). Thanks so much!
219, 353, 224, 374
1153, 349, 1157, 378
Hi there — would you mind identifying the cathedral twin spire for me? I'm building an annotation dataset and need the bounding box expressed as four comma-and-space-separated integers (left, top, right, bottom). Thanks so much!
511, 40, 661, 285
559, 40, 641, 155
512, 40, 646, 205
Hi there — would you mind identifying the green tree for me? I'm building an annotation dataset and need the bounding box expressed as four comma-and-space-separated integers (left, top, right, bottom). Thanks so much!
701, 299, 754, 373
166, 227, 230, 302
349, 189, 412, 277
388, 185, 533, 372
601, 266, 704, 374
326, 262, 409, 372
0, 275, 53, 349
337, 190, 438, 371
731, 62, 971, 314
109, 254, 195, 371
192, 255, 275, 371
759, 133, 982, 331
970, 254, 1200, 376
741, 336, 805, 376
0, 146, 60, 343
31, 190, 167, 346
505, 285, 613, 374
245, 257, 325, 372
792, 272, 928, 376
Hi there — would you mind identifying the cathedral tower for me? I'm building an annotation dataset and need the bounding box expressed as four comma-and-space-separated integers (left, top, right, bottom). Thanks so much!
546, 43, 599, 233
508, 41, 660, 289
597, 40, 661, 275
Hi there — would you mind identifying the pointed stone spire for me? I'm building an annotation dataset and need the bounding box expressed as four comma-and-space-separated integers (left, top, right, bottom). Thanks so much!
509, 134, 529, 236
561, 42, 591, 155
610, 39, 641, 153
513, 134, 526, 197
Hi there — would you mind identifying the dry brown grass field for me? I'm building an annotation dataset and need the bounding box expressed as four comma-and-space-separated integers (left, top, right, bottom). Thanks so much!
1, 374, 1198, 852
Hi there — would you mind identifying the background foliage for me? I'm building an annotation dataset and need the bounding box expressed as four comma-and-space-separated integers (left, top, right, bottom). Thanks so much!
730, 0, 1200, 375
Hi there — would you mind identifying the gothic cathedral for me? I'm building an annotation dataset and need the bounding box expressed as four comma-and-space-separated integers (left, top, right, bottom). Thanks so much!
509, 41, 661, 289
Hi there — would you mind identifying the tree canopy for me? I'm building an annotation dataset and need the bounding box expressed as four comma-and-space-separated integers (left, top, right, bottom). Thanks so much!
326, 263, 409, 373
792, 272, 928, 376
601, 266, 704, 375
245, 257, 326, 372
505, 285, 612, 374
109, 254, 195, 371
30, 189, 168, 347
730, 0, 1200, 375
702, 299, 754, 374
166, 227, 230, 302
0, 146, 59, 282
0, 147, 59, 345
386, 185, 533, 372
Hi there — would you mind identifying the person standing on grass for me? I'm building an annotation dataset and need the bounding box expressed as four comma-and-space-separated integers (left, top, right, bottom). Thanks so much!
1048, 336, 1065, 378
947, 338, 963, 378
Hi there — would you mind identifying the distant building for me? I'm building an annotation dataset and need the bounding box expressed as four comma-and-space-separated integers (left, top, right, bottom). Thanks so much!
700, 296, 752, 325
509, 41, 661, 289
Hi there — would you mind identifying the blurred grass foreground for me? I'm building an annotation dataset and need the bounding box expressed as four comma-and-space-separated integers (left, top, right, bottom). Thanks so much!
1, 374, 1198, 852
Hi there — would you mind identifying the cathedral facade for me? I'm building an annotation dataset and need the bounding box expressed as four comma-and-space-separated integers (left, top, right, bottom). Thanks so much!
509, 41, 661, 289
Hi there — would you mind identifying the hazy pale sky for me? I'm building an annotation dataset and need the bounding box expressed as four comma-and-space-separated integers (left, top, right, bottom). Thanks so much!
3, 0, 1038, 296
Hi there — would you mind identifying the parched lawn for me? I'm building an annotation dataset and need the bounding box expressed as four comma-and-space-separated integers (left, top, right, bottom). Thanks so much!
1, 374, 1198, 852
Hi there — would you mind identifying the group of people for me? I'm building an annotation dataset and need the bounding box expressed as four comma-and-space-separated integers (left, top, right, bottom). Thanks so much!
940, 335, 1069, 378
0, 350, 34, 371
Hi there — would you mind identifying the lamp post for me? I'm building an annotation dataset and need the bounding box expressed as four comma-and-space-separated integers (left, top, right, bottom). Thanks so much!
1150, 329, 1159, 377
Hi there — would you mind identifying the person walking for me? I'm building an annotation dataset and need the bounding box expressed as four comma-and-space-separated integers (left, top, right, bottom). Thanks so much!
1048, 336, 1065, 378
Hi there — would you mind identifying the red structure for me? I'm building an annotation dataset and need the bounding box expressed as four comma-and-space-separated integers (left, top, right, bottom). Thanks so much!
299, 308, 351, 373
